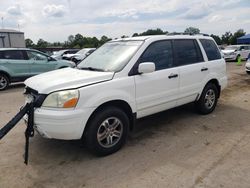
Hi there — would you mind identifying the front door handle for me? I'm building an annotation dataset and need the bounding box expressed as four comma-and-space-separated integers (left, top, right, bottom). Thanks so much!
168, 73, 178, 79
201, 67, 208, 72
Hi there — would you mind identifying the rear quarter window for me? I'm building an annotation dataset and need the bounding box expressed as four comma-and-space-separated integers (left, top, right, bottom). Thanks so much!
0, 51, 4, 59
200, 39, 221, 61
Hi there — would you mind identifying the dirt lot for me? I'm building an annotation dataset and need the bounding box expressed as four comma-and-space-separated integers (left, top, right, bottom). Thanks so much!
0, 62, 250, 188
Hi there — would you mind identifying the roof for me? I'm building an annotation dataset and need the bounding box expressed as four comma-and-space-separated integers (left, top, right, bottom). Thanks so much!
113, 34, 212, 42
0, 29, 24, 34
238, 34, 250, 39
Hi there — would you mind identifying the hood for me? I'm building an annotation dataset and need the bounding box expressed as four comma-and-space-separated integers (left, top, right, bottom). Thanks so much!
62, 54, 75, 58
25, 68, 114, 94
222, 49, 236, 54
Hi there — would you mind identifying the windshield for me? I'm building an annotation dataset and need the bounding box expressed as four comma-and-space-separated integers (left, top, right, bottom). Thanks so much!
78, 41, 143, 72
225, 46, 238, 51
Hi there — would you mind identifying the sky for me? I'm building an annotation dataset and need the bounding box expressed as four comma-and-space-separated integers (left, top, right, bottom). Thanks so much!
0, 0, 249, 43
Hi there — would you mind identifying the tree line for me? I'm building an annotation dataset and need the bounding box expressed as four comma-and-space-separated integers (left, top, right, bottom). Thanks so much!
25, 27, 246, 48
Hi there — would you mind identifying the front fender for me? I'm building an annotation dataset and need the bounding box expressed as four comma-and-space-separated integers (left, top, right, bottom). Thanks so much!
77, 77, 136, 113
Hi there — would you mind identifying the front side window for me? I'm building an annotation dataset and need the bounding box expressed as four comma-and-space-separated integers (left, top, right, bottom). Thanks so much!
139, 40, 174, 71
27, 51, 48, 61
200, 39, 221, 61
78, 41, 143, 72
174, 39, 203, 66
3, 50, 25, 60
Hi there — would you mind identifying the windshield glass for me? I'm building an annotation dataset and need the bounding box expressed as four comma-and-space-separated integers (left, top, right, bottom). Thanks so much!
225, 46, 238, 50
78, 41, 143, 72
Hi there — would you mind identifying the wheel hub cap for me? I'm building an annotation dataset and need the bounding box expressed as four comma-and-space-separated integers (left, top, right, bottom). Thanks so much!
97, 117, 123, 148
204, 89, 215, 109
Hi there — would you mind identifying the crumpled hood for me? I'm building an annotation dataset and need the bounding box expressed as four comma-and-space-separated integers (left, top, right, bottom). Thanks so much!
24, 68, 114, 94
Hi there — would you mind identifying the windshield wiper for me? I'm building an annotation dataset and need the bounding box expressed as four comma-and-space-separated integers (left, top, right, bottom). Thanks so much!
77, 66, 105, 72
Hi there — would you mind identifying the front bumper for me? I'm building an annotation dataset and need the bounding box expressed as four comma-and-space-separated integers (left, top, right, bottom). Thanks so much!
32, 107, 95, 140
224, 54, 237, 61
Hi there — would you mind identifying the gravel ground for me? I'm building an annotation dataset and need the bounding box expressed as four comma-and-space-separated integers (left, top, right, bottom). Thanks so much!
0, 62, 250, 188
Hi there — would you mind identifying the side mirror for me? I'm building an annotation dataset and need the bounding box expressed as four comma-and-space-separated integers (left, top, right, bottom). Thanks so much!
48, 57, 54, 61
138, 62, 155, 74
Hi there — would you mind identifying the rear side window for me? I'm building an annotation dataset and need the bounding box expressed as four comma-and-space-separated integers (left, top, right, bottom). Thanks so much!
3, 50, 25, 60
0, 51, 4, 59
200, 39, 221, 61
139, 40, 174, 70
174, 39, 203, 66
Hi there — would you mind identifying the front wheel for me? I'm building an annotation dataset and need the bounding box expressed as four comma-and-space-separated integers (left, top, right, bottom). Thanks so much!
84, 107, 129, 156
0, 74, 9, 91
195, 83, 219, 114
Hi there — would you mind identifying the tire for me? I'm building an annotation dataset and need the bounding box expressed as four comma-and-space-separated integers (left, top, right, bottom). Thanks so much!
247, 71, 250, 75
84, 106, 129, 156
0, 73, 9, 91
195, 83, 219, 115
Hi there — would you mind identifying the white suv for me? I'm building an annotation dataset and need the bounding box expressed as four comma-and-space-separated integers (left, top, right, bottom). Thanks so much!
24, 35, 227, 156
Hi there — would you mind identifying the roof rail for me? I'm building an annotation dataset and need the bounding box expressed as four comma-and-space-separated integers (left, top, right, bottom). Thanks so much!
167, 32, 210, 36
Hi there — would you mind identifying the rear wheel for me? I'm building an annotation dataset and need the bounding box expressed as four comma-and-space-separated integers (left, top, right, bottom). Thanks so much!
84, 107, 129, 156
195, 83, 219, 114
0, 74, 9, 91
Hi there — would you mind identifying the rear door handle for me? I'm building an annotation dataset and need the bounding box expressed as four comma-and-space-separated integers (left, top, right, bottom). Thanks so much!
201, 67, 208, 72
168, 73, 178, 79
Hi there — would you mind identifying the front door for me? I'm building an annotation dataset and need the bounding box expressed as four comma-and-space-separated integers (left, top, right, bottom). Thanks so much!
26, 50, 56, 75
134, 40, 179, 118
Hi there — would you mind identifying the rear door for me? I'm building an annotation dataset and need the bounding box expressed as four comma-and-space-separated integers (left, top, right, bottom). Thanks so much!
134, 40, 180, 118
174, 39, 206, 106
0, 50, 30, 78
26, 50, 56, 75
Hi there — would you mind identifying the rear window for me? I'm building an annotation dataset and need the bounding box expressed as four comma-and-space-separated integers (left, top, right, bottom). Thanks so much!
174, 39, 203, 66
2, 50, 25, 60
200, 39, 221, 61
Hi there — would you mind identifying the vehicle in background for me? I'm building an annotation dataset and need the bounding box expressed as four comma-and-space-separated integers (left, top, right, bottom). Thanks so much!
246, 53, 250, 75
222, 45, 250, 61
51, 49, 79, 60
0, 48, 75, 90
62, 48, 96, 64
24, 35, 227, 156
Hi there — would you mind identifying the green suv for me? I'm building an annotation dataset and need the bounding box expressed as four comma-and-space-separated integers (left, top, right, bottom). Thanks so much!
0, 48, 75, 90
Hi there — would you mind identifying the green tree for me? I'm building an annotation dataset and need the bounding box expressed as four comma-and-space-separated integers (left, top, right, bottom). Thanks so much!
36, 38, 49, 48
25, 38, 34, 48
140, 28, 166, 36
230, 29, 246, 45
210, 34, 222, 45
100, 35, 111, 45
221, 32, 232, 45
184, 27, 200, 35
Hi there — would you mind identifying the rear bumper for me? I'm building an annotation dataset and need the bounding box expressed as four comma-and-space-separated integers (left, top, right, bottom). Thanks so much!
220, 76, 228, 90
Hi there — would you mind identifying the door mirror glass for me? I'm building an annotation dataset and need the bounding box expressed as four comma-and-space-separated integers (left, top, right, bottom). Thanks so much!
138, 62, 155, 74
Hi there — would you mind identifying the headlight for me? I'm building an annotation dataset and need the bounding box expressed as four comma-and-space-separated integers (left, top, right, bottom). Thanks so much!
229, 52, 236, 55
42, 89, 79, 108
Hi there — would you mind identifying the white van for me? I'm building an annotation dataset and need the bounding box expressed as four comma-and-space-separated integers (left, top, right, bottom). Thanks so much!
24, 35, 227, 156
